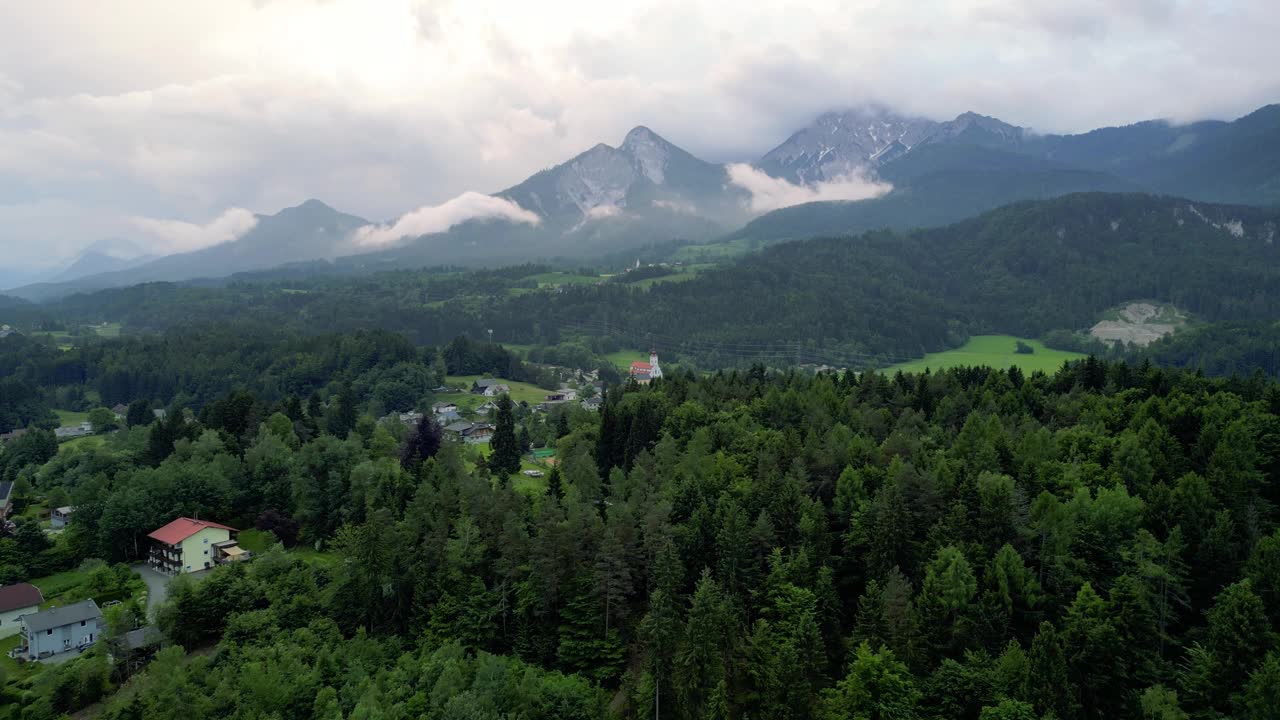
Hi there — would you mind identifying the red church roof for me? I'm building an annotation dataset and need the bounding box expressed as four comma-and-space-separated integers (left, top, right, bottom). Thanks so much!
147, 517, 237, 545
631, 361, 652, 371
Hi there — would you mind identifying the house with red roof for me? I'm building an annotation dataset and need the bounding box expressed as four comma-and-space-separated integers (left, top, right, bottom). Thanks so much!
147, 517, 246, 575
0, 582, 43, 639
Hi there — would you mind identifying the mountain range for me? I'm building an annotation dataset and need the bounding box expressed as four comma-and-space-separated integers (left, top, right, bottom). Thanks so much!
8, 102, 1280, 301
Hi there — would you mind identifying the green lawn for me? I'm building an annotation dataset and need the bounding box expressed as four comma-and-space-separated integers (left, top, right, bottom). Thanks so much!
627, 271, 698, 290
31, 567, 95, 605
93, 322, 122, 338
0, 632, 39, 681
603, 349, 648, 370
884, 335, 1085, 375
669, 238, 759, 263
291, 548, 339, 568
447, 375, 551, 408
523, 272, 602, 288
60, 435, 106, 452
54, 409, 90, 426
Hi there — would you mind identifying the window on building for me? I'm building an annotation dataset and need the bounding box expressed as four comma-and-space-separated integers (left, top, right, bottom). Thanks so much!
81, 620, 86, 626
47, 629, 53, 635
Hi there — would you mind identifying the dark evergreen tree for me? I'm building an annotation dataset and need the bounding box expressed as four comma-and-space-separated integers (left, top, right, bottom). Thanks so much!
490, 395, 521, 477
400, 415, 442, 471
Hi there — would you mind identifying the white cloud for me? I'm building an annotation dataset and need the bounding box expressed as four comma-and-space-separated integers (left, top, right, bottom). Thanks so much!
130, 207, 258, 254
584, 205, 622, 219
352, 192, 540, 248
726, 163, 893, 213
1, 0, 1279, 265
653, 199, 696, 214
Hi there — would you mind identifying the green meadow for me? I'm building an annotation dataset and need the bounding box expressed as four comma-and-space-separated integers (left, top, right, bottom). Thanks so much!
884, 335, 1085, 374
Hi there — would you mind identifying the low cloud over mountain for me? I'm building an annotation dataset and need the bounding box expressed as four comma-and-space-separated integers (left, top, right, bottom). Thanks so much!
726, 163, 893, 213
352, 193, 540, 249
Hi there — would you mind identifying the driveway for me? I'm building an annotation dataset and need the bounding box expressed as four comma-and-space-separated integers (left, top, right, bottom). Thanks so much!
130, 564, 171, 616
130, 564, 213, 617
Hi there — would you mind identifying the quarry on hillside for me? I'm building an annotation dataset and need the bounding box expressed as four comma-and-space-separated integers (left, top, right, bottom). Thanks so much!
1090, 301, 1188, 346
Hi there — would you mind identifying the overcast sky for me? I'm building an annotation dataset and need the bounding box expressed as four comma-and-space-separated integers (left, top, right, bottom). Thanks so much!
2, 0, 1278, 270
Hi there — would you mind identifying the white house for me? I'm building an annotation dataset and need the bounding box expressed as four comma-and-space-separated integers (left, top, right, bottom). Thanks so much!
147, 517, 246, 575
50, 505, 75, 529
18, 599, 102, 661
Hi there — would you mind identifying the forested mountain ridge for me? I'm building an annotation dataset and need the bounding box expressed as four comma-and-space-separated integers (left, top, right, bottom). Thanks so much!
10, 193, 1280, 370
728, 145, 1139, 243
3, 351, 1279, 719
727, 103, 1280, 252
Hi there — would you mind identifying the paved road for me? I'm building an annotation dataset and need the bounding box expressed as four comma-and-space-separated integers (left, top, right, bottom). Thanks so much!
130, 564, 170, 616
130, 564, 212, 617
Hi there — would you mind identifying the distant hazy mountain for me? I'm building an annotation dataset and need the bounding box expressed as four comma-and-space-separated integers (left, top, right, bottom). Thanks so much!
737, 103, 1280, 247
341, 126, 749, 269
758, 108, 1028, 183
15, 104, 1280, 300
500, 126, 748, 227
1030, 104, 1280, 205
49, 238, 154, 283
9, 200, 368, 301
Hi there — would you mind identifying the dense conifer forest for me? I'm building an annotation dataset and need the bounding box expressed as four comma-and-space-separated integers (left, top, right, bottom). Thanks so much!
2, 342, 1278, 719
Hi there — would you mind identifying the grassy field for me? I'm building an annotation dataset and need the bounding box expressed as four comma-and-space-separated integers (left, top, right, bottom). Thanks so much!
668, 238, 763, 263
884, 335, 1085, 375
523, 272, 602, 288
93, 322, 122, 338
604, 349, 648, 370
60, 435, 107, 452
54, 409, 91, 426
626, 271, 699, 289
447, 375, 550, 408
31, 567, 96, 606
291, 547, 340, 568
0, 633, 23, 676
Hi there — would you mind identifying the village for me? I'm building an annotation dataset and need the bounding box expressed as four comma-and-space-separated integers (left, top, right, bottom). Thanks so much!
0, 351, 665, 676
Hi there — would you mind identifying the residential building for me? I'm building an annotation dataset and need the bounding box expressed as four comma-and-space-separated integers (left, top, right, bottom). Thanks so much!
431, 401, 458, 414
581, 397, 603, 411
397, 411, 424, 426
475, 400, 499, 415
113, 625, 164, 677
152, 408, 167, 421
110, 404, 128, 419
464, 424, 494, 443
54, 422, 93, 439
51, 505, 75, 529
17, 599, 102, 661
0, 481, 13, 520
434, 409, 462, 424
483, 384, 510, 397
0, 325, 14, 339
147, 517, 246, 575
0, 428, 27, 444
442, 421, 494, 444
443, 420, 475, 438
0, 583, 43, 639
471, 378, 502, 394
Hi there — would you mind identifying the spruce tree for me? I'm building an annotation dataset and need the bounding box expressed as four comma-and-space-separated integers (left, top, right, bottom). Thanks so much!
489, 394, 521, 477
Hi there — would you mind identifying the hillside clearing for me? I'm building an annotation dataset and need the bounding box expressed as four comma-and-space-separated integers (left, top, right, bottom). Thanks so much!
885, 335, 1084, 374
